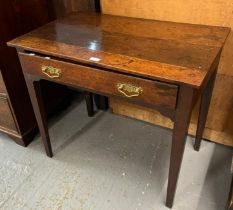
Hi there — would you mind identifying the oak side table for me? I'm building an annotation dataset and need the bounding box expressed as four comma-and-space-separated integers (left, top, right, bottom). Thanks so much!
8, 12, 230, 208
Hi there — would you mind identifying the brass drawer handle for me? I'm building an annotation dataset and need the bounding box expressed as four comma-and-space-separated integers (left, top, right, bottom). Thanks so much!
42, 66, 61, 78
117, 83, 143, 98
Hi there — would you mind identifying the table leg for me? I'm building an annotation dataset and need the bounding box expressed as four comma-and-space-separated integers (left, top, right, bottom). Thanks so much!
226, 175, 233, 210
94, 94, 108, 110
194, 70, 217, 151
84, 92, 94, 117
25, 76, 53, 157
166, 86, 194, 208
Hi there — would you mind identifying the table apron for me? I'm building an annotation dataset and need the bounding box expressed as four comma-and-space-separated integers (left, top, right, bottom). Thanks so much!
19, 52, 178, 110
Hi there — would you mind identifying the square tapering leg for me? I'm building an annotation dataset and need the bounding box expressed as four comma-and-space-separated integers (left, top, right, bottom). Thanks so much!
25, 75, 53, 157
194, 69, 217, 151
166, 86, 194, 208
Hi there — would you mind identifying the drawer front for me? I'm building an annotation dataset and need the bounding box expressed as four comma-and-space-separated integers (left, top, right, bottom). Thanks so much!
0, 70, 7, 94
19, 53, 178, 109
0, 96, 18, 133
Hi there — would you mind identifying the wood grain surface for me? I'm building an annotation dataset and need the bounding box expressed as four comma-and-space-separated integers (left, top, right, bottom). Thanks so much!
8, 13, 229, 89
19, 52, 178, 110
102, 0, 233, 147
0, 97, 18, 133
9, 10, 227, 206
0, 71, 6, 94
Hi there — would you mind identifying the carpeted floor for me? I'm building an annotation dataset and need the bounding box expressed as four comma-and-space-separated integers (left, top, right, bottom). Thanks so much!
0, 98, 232, 210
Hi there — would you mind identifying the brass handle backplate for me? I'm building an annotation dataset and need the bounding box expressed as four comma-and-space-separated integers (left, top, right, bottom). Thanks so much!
117, 83, 143, 98
42, 65, 61, 78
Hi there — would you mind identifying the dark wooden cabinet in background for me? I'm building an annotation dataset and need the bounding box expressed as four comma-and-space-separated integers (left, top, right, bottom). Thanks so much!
0, 0, 69, 146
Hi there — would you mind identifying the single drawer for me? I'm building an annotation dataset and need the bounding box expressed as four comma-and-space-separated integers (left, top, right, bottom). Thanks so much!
0, 96, 18, 133
0, 70, 7, 94
19, 53, 178, 109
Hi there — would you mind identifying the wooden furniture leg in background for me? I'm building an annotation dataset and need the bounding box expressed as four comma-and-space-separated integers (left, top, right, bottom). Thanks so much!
227, 176, 233, 210
25, 75, 53, 157
84, 92, 94, 117
166, 86, 194, 208
226, 158, 233, 210
194, 69, 217, 151
94, 0, 101, 12
94, 94, 109, 110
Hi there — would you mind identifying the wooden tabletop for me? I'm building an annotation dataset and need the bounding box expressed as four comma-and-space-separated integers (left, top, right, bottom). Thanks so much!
8, 12, 230, 88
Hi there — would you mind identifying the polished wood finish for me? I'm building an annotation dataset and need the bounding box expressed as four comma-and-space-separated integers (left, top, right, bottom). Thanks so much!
9, 13, 230, 88
0, 96, 18, 133
27, 79, 53, 157
18, 53, 178, 110
0, 0, 51, 145
0, 71, 7, 94
166, 86, 194, 207
8, 13, 230, 208
0, 1, 74, 146
104, 0, 233, 148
